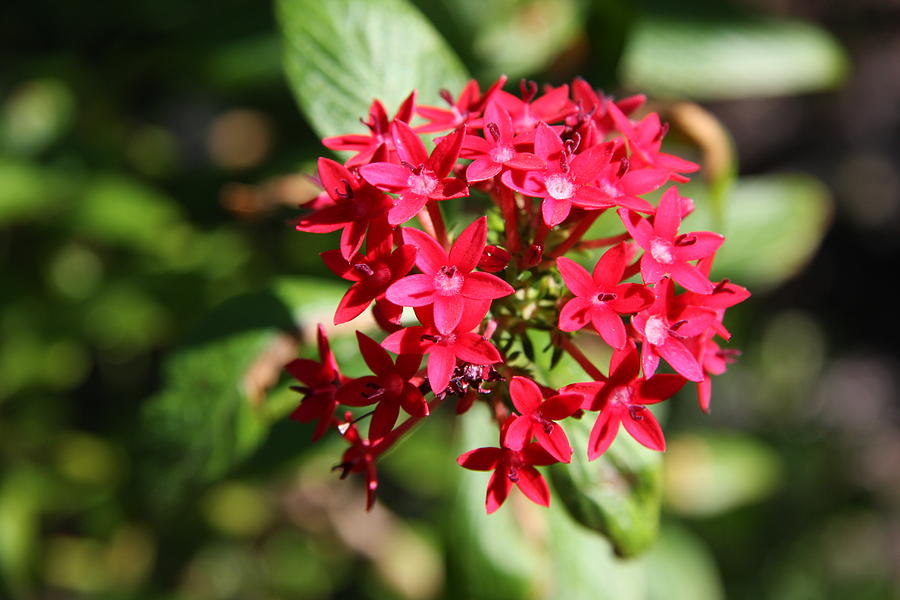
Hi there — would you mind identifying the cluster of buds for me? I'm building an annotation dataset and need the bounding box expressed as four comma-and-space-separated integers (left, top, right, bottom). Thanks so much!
289, 76, 749, 513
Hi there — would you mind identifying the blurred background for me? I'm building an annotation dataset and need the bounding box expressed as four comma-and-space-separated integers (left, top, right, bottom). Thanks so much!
2, 0, 900, 598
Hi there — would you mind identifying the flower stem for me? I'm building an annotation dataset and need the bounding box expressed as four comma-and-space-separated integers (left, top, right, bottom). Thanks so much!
427, 203, 450, 249
549, 210, 602, 258
497, 185, 520, 254
580, 232, 630, 249
557, 335, 606, 381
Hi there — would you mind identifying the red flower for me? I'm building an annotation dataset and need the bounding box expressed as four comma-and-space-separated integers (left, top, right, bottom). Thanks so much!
415, 76, 507, 133
320, 219, 416, 324
556, 243, 655, 349
571, 77, 645, 137
322, 91, 416, 167
359, 121, 468, 225
502, 122, 617, 226
632, 278, 718, 382
504, 376, 582, 463
338, 332, 426, 440
606, 101, 699, 182
386, 217, 514, 334
381, 303, 500, 394
334, 417, 381, 510
494, 82, 574, 132
621, 187, 724, 294
461, 100, 545, 183
287, 324, 345, 441
296, 158, 394, 260
564, 342, 685, 459
457, 417, 559, 513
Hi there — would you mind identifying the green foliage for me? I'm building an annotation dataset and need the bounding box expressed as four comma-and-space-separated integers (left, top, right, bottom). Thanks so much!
621, 16, 849, 100
277, 0, 469, 140
550, 417, 663, 558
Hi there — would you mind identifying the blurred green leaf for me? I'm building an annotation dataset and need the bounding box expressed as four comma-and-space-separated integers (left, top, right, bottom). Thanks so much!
550, 416, 663, 558
621, 16, 849, 100
644, 523, 724, 600
0, 158, 67, 225
688, 173, 832, 291
1, 79, 75, 155
68, 175, 187, 255
277, 0, 469, 140
448, 403, 539, 599
139, 278, 344, 514
664, 432, 783, 518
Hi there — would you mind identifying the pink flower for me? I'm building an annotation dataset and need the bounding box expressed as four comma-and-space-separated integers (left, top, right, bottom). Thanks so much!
415, 76, 507, 133
296, 158, 394, 260
286, 324, 345, 441
359, 121, 468, 225
322, 91, 416, 167
564, 342, 685, 459
461, 101, 545, 183
502, 122, 616, 226
381, 304, 501, 394
457, 417, 559, 513
386, 217, 514, 334
632, 279, 718, 382
621, 187, 724, 294
320, 219, 416, 324
556, 243, 655, 349
505, 376, 582, 463
338, 332, 426, 440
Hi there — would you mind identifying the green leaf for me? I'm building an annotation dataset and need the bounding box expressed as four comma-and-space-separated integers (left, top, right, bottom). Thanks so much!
447, 404, 540, 599
0, 158, 67, 225
663, 432, 783, 518
277, 0, 469, 140
687, 173, 832, 291
138, 278, 345, 514
620, 16, 849, 100
549, 416, 663, 558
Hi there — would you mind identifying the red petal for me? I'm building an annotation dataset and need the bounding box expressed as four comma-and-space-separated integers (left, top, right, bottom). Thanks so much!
391, 120, 428, 166
388, 191, 428, 225
433, 295, 464, 334
381, 326, 428, 355
654, 187, 682, 240
509, 376, 542, 415
466, 158, 502, 183
429, 126, 465, 178
515, 466, 550, 507
558, 297, 592, 332
619, 208, 654, 249
370, 400, 400, 440
400, 382, 428, 417
608, 283, 654, 314
621, 406, 666, 451
505, 153, 546, 171
457, 447, 502, 470
534, 122, 563, 160
640, 252, 666, 285
486, 469, 513, 514
450, 217, 487, 273
339, 218, 368, 261
609, 342, 641, 384
658, 339, 704, 382
638, 374, 686, 404
427, 346, 455, 393
454, 334, 501, 364
504, 415, 533, 451
673, 231, 724, 262
316, 158, 354, 199
356, 331, 395, 375
591, 304, 627, 349
359, 162, 410, 192
592, 243, 628, 289
542, 196, 572, 227
334, 283, 376, 324
588, 408, 621, 460
556, 257, 596, 297
669, 261, 714, 294
536, 424, 572, 463
540, 393, 583, 420
461, 272, 514, 300
402, 227, 448, 274
385, 274, 435, 307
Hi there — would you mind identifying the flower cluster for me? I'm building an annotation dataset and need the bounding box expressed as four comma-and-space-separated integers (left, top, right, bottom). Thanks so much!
289, 77, 749, 513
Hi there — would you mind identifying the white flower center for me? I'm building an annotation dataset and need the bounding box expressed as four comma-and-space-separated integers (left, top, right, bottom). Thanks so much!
490, 145, 514, 164
545, 174, 575, 200
407, 171, 438, 196
650, 238, 674, 264
645, 315, 668, 346
433, 265, 464, 295
610, 386, 633, 406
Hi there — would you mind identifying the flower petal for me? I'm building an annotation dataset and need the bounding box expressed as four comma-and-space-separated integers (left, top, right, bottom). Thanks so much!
402, 227, 448, 274
591, 304, 627, 349
427, 346, 456, 393
385, 274, 435, 307
558, 296, 592, 332
356, 331, 395, 375
621, 405, 666, 451
457, 447, 502, 470
588, 408, 621, 460
461, 272, 514, 299
556, 257, 596, 297
450, 217, 487, 273
515, 466, 551, 507
433, 294, 464, 334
